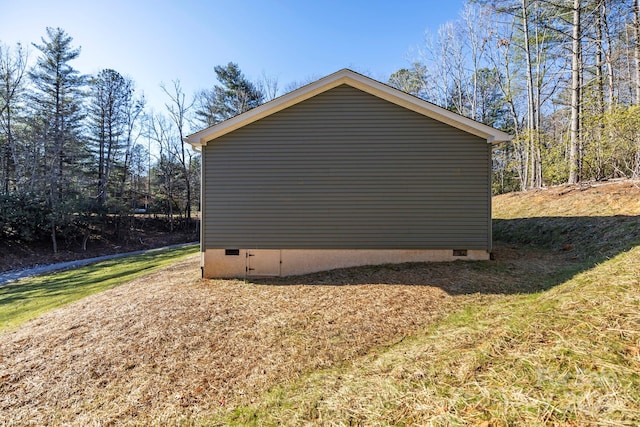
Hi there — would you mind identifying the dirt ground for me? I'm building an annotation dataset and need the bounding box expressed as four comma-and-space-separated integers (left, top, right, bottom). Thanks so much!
0, 229, 197, 273
0, 243, 569, 426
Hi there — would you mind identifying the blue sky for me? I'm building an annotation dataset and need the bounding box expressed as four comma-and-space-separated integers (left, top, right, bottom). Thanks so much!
1, 0, 467, 114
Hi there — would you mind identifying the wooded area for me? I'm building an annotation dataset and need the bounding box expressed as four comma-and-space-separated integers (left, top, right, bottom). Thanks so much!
389, 0, 640, 193
1, 0, 639, 253
0, 30, 266, 253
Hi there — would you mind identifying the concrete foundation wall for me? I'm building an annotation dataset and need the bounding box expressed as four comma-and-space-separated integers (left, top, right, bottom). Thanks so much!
202, 248, 490, 278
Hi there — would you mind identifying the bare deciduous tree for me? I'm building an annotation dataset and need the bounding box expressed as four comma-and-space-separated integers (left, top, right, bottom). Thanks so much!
0, 42, 28, 194
161, 80, 195, 223
568, 0, 583, 184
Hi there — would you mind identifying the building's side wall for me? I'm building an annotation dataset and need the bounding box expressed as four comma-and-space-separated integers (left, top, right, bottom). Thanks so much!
202, 84, 491, 276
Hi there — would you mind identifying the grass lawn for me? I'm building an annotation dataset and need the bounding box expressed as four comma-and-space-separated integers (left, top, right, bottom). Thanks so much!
220, 181, 640, 426
0, 181, 638, 425
224, 246, 640, 426
0, 244, 199, 332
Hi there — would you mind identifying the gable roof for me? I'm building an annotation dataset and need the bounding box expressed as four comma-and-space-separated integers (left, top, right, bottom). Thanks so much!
184, 69, 511, 150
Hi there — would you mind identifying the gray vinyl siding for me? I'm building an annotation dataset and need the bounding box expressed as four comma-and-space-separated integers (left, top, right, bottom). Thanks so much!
200, 144, 206, 253
203, 84, 491, 250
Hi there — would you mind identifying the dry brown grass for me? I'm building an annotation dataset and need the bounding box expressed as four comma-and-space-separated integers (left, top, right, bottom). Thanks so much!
2, 179, 638, 425
0, 244, 559, 426
493, 179, 640, 218
233, 246, 639, 426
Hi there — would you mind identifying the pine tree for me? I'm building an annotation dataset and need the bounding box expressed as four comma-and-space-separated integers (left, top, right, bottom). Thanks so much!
87, 68, 133, 206
28, 27, 86, 253
196, 62, 263, 126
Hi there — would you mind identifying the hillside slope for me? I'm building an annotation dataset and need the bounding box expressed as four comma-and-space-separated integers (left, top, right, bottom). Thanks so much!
493, 180, 640, 261
0, 180, 638, 426
221, 180, 640, 426
494, 179, 640, 218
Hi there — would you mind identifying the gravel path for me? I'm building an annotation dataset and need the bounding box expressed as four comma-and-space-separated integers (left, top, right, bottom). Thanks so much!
0, 242, 198, 286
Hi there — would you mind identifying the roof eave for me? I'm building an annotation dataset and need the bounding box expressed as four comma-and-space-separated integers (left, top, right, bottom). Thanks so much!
185, 70, 354, 149
487, 134, 512, 144
184, 69, 512, 148
343, 76, 511, 144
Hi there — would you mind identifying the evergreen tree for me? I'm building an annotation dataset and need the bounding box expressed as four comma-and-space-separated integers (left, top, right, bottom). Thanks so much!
474, 68, 508, 128
196, 62, 263, 126
87, 68, 133, 206
28, 27, 86, 252
388, 66, 427, 98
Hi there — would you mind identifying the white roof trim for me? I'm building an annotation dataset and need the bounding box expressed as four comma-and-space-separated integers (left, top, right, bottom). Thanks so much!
185, 69, 512, 148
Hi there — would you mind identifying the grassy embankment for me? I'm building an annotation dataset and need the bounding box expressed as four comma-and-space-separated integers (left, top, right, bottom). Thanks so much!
0, 181, 638, 425
220, 182, 640, 426
0, 244, 199, 332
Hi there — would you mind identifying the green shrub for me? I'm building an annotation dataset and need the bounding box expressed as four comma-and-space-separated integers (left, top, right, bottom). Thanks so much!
0, 192, 50, 241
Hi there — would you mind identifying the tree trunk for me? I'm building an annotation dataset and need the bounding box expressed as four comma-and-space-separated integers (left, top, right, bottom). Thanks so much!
595, 3, 606, 180
596, 1, 605, 116
521, 0, 536, 190
601, 0, 615, 109
2, 107, 13, 193
182, 138, 192, 224
568, 0, 582, 184
50, 219, 58, 254
185, 175, 191, 222
635, 0, 640, 104
82, 228, 90, 251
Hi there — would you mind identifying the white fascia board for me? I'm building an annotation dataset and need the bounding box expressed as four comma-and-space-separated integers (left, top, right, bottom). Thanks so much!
184, 69, 511, 148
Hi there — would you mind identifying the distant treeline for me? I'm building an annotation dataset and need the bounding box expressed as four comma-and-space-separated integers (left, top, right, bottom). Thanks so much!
0, 28, 268, 252
0, 28, 199, 252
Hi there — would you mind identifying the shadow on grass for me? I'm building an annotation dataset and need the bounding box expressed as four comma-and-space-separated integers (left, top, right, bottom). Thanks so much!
248, 216, 640, 296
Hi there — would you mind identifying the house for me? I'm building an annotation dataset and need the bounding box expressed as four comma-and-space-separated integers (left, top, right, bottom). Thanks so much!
185, 69, 511, 278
